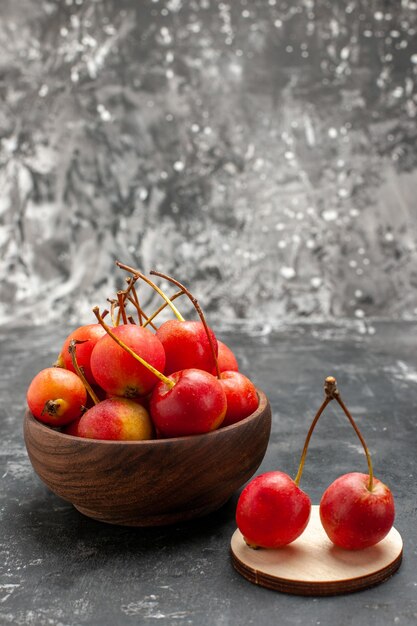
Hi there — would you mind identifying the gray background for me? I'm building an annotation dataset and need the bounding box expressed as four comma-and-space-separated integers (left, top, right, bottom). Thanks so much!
2, 4, 417, 625
1, 0, 417, 327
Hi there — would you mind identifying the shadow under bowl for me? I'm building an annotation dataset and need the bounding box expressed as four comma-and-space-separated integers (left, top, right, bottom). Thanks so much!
23, 389, 271, 526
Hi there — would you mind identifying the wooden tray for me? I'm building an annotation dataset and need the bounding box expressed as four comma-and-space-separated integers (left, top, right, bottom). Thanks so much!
231, 506, 403, 596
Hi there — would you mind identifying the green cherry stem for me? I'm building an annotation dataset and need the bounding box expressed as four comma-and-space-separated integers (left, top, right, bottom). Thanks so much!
294, 376, 337, 486
116, 261, 185, 322
92, 306, 175, 389
150, 270, 221, 380
68, 339, 100, 405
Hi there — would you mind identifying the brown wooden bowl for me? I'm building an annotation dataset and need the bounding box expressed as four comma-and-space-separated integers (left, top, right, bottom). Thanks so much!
24, 390, 271, 526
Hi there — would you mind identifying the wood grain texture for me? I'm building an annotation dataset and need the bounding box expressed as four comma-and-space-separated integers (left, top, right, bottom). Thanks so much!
24, 390, 271, 526
231, 506, 403, 596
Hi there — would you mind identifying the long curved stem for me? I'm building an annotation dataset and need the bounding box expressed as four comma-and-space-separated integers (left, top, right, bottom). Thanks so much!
334, 394, 374, 491
150, 270, 221, 379
68, 340, 100, 405
294, 376, 338, 486
116, 262, 185, 322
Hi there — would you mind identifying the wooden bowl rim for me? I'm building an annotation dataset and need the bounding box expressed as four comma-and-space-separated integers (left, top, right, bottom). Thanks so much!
24, 388, 270, 447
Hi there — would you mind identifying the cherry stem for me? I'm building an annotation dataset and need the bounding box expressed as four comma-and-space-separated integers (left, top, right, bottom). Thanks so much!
150, 270, 221, 379
68, 340, 100, 405
122, 276, 146, 326
294, 377, 337, 486
92, 306, 175, 389
117, 291, 128, 325
126, 295, 157, 331
294, 376, 375, 492
334, 392, 374, 491
116, 261, 185, 322
126, 277, 143, 326
142, 289, 184, 328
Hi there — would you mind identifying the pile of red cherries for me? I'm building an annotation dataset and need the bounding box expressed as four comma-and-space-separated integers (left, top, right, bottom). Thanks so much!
26, 263, 259, 441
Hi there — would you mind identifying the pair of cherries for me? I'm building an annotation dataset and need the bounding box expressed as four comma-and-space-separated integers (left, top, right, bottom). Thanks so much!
236, 377, 395, 551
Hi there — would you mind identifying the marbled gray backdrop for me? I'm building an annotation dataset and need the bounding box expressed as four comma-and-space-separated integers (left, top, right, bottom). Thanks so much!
1, 0, 417, 327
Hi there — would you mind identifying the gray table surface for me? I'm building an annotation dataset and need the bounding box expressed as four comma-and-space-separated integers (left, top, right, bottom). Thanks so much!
1, 321, 417, 626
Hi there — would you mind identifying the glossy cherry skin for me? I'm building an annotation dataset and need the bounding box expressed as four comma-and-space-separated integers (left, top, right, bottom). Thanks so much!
236, 471, 311, 548
320, 472, 395, 550
59, 324, 106, 385
150, 368, 227, 437
90, 325, 166, 398
27, 367, 87, 427
77, 397, 154, 441
156, 320, 218, 375
219, 371, 258, 426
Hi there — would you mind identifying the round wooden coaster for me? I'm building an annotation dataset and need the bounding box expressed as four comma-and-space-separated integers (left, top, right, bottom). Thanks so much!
231, 506, 403, 596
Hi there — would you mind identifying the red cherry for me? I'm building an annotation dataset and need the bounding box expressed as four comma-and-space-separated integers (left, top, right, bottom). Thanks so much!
90, 325, 166, 397
77, 397, 154, 441
59, 324, 106, 385
219, 371, 258, 426
320, 472, 395, 550
217, 340, 239, 373
236, 471, 311, 548
150, 368, 227, 437
156, 320, 218, 375
27, 367, 87, 427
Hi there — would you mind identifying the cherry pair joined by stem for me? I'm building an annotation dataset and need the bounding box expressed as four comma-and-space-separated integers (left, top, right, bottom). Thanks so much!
236, 377, 395, 551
